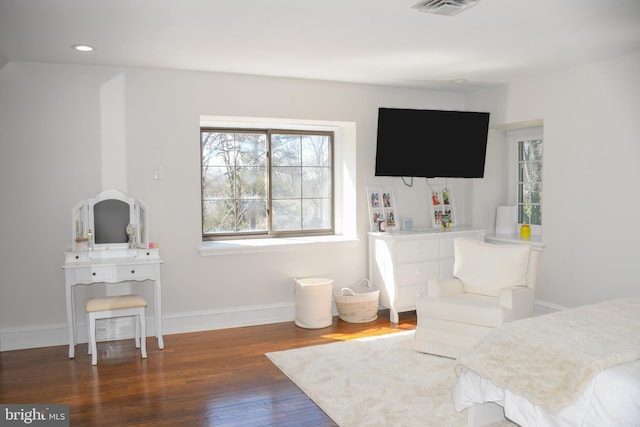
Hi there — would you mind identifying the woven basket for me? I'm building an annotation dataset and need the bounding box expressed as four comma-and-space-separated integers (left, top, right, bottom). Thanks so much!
334, 279, 380, 323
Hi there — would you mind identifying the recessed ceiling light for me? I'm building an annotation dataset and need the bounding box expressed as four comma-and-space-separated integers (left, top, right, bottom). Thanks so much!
72, 44, 94, 52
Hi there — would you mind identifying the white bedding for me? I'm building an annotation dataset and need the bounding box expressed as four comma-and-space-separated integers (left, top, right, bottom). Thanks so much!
452, 298, 640, 426
453, 359, 640, 427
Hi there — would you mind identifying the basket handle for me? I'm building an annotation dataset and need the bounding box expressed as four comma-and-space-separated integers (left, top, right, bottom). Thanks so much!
356, 278, 372, 289
340, 288, 356, 296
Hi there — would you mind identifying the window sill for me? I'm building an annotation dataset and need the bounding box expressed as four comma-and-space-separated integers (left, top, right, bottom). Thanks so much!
485, 233, 545, 251
199, 235, 360, 256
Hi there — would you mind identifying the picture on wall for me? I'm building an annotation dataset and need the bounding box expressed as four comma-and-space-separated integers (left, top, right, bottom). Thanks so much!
429, 188, 456, 228
367, 186, 397, 231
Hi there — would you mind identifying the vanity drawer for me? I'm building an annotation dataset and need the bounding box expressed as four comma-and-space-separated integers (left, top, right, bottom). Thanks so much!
65, 252, 89, 263
396, 260, 438, 287
115, 264, 154, 280
396, 239, 439, 263
137, 249, 160, 259
73, 266, 113, 283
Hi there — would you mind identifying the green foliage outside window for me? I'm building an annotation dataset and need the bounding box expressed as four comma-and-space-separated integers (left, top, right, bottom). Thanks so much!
201, 129, 333, 239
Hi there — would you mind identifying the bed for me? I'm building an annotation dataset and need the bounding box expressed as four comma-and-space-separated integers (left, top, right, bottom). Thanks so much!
452, 298, 640, 427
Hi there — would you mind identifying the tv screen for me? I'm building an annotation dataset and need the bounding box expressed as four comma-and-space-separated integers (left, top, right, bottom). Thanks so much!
375, 108, 490, 178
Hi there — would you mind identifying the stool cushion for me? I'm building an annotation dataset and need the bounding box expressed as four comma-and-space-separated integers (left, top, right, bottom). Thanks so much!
85, 294, 147, 313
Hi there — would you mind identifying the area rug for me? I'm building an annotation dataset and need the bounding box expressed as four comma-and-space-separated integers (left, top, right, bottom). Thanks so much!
266, 330, 516, 427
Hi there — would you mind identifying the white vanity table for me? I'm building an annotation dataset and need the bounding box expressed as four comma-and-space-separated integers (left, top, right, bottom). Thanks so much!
62, 190, 164, 359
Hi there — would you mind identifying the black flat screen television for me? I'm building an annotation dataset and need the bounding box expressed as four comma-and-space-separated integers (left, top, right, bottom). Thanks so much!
375, 107, 490, 178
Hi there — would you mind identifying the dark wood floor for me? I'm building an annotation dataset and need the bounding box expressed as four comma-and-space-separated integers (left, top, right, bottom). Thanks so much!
0, 310, 416, 426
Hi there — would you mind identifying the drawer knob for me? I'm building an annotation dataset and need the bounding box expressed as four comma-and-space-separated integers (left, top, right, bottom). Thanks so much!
92, 272, 96, 276
131, 270, 135, 274
75, 255, 80, 259
146, 252, 150, 256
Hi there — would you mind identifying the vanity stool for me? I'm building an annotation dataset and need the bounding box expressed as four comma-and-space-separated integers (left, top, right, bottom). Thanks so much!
85, 294, 148, 365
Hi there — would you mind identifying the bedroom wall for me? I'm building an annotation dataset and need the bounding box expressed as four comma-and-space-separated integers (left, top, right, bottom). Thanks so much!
468, 52, 640, 311
2, 52, 637, 351
0, 62, 473, 350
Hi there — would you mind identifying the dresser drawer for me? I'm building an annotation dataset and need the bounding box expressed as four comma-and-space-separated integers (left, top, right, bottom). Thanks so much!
115, 264, 154, 280
439, 237, 455, 258
73, 266, 114, 283
440, 258, 455, 279
396, 239, 439, 263
396, 260, 438, 287
397, 285, 421, 310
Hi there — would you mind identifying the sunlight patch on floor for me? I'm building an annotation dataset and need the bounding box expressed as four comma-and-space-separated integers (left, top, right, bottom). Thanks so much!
320, 322, 415, 341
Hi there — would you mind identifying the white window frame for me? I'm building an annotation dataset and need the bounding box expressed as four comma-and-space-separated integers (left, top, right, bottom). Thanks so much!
201, 128, 334, 240
198, 115, 358, 255
507, 126, 543, 236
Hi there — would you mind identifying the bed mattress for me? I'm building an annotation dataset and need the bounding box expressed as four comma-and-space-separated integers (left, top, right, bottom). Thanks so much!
453, 359, 640, 426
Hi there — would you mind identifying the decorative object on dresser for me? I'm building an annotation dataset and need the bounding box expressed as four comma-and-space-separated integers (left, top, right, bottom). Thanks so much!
414, 238, 537, 358
368, 228, 485, 323
366, 185, 397, 232
429, 184, 456, 228
62, 189, 164, 359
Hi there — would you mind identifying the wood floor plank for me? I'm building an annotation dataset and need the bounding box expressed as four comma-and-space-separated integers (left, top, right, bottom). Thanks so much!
0, 310, 416, 426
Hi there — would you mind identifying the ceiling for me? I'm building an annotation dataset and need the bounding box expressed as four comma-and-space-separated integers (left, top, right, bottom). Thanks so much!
1, 0, 639, 91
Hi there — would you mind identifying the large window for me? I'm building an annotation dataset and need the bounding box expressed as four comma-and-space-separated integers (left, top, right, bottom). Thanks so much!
201, 128, 334, 240
508, 127, 543, 232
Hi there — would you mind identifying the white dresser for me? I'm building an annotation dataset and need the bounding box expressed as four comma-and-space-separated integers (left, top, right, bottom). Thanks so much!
368, 228, 485, 323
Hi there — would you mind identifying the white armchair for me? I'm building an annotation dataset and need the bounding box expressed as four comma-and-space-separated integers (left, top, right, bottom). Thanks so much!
414, 238, 538, 358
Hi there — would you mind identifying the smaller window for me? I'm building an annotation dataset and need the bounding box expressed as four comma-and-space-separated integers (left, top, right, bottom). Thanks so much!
508, 127, 543, 232
517, 138, 542, 225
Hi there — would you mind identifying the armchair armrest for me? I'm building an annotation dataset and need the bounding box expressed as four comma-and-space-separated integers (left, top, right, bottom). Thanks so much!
427, 278, 464, 297
499, 286, 534, 319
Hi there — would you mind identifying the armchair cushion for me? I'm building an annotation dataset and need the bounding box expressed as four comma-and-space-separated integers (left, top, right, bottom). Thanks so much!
427, 278, 464, 297
453, 238, 531, 297
420, 294, 509, 327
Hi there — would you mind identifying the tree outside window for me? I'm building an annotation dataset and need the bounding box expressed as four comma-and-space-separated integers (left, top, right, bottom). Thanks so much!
517, 137, 542, 226
201, 129, 333, 239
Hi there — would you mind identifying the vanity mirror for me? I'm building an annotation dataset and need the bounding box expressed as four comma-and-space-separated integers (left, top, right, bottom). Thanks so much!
71, 189, 148, 252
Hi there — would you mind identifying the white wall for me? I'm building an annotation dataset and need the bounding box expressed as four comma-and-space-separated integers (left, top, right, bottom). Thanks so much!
0, 62, 469, 350
469, 52, 640, 310
2, 51, 638, 350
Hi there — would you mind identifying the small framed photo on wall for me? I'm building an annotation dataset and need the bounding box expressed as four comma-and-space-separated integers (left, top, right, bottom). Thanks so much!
429, 188, 456, 228
367, 186, 397, 231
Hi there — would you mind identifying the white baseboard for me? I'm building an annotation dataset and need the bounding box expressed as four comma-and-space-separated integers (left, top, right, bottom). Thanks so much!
1, 300, 566, 352
0, 302, 297, 352
533, 299, 569, 315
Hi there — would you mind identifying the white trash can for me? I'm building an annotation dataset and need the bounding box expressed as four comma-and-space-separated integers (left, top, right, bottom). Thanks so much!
294, 277, 334, 329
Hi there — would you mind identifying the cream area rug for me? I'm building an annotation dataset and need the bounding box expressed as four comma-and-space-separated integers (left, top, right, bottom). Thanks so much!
266, 330, 515, 427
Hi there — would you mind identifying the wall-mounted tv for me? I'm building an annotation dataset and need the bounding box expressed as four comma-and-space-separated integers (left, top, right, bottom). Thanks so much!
375, 107, 490, 178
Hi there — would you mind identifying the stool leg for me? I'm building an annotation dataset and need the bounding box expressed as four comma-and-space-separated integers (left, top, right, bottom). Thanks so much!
89, 313, 98, 366
87, 314, 92, 355
134, 314, 141, 349
139, 309, 147, 359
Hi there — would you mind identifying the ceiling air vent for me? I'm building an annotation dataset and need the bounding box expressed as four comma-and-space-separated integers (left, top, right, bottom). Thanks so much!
410, 0, 479, 16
